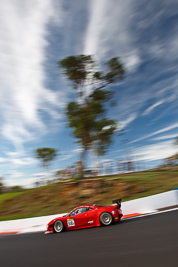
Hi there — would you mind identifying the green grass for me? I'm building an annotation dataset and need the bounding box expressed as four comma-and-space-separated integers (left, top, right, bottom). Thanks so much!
0, 169, 177, 221
0, 192, 23, 205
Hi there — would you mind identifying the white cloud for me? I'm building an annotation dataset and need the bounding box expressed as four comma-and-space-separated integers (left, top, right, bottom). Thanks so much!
59, 147, 83, 162
83, 0, 178, 122
4, 171, 29, 187
84, 0, 141, 71
148, 27, 178, 62
0, 0, 64, 150
9, 157, 37, 167
152, 134, 178, 141
151, 123, 178, 137
0, 157, 7, 163
5, 175, 36, 188
134, 140, 177, 162
0, 0, 177, 186
5, 151, 25, 158
131, 122, 178, 144
60, 154, 74, 161
117, 114, 137, 130
11, 172, 25, 178
100, 158, 114, 163
72, 147, 83, 153
142, 100, 164, 116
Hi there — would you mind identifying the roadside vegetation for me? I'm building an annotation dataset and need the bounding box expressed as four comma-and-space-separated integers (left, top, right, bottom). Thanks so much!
0, 192, 23, 205
0, 169, 177, 221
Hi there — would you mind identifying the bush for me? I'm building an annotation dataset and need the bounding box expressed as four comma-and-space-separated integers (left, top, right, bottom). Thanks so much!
11, 186, 24, 193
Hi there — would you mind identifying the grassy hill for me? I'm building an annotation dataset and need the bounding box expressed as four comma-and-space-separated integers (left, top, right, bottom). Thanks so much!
0, 169, 177, 221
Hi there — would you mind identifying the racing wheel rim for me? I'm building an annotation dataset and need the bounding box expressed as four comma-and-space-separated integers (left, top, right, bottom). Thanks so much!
100, 212, 112, 226
54, 220, 63, 233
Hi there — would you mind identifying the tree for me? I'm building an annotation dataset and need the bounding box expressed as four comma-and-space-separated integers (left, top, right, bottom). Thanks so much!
0, 177, 4, 194
59, 55, 125, 177
174, 136, 178, 159
35, 148, 57, 181
11, 185, 24, 193
174, 136, 178, 146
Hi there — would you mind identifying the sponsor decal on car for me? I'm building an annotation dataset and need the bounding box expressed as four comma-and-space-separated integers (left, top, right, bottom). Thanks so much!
88, 221, 94, 224
67, 219, 75, 227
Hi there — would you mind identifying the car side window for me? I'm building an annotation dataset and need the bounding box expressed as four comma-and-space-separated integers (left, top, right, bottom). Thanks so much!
86, 207, 93, 212
81, 207, 87, 213
69, 207, 93, 216
80, 207, 93, 213
75, 208, 82, 215
69, 208, 83, 216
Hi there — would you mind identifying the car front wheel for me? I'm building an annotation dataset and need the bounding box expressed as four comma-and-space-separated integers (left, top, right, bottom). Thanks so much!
99, 212, 113, 226
53, 220, 64, 233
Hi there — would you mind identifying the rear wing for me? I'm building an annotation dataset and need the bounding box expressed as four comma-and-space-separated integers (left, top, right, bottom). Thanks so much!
112, 198, 122, 208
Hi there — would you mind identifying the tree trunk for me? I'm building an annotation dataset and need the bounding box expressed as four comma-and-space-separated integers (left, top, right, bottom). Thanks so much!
80, 147, 87, 179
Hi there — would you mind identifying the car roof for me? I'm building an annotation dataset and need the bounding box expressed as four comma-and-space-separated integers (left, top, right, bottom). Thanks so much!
75, 204, 109, 209
75, 205, 93, 209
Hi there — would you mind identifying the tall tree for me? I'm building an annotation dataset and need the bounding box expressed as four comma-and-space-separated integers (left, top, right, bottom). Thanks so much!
35, 148, 57, 181
174, 136, 178, 146
59, 55, 125, 177
174, 136, 178, 159
0, 177, 4, 194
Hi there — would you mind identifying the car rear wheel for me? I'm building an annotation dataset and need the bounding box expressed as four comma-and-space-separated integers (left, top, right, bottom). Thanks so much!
53, 220, 64, 233
99, 212, 113, 226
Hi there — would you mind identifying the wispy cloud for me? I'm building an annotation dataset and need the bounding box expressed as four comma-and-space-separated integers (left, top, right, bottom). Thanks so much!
5, 171, 36, 187
83, 0, 178, 123
142, 100, 164, 116
0, 157, 7, 163
131, 122, 178, 144
84, 0, 141, 71
0, 0, 178, 186
152, 134, 178, 141
58, 147, 82, 162
9, 157, 37, 167
0, 0, 63, 150
117, 114, 137, 131
134, 140, 177, 162
0, 151, 37, 167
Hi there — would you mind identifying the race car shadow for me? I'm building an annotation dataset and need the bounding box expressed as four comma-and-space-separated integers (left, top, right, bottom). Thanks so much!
45, 217, 147, 236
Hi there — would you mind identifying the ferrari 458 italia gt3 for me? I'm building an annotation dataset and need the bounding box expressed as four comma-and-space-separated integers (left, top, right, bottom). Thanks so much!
45, 199, 123, 234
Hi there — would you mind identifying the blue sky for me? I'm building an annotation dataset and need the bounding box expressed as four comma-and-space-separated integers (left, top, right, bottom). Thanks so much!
0, 0, 178, 187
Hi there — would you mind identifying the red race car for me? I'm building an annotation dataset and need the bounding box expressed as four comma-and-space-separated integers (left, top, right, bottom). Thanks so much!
45, 199, 123, 234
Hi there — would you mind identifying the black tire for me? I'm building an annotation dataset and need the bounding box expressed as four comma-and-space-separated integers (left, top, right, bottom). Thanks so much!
53, 220, 64, 233
99, 212, 113, 226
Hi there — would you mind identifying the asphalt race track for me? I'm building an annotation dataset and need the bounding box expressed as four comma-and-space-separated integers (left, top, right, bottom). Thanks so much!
0, 210, 178, 267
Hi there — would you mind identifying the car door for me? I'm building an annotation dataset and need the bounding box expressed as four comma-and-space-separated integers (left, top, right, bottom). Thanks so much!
87, 207, 99, 225
66, 207, 88, 230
